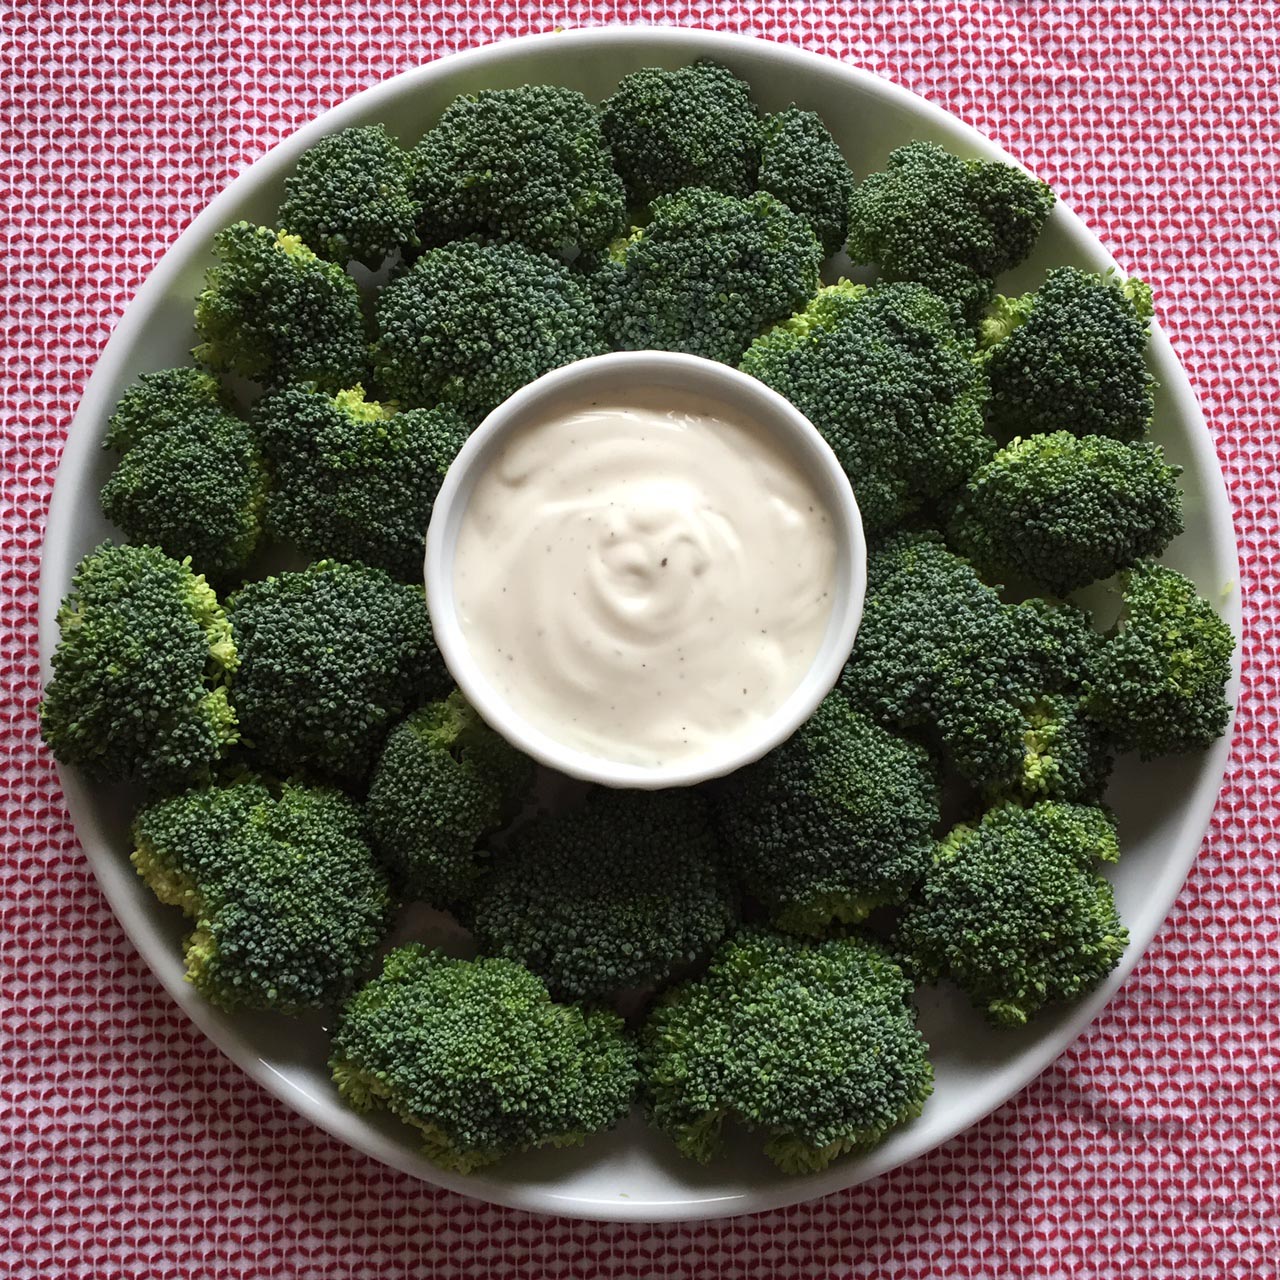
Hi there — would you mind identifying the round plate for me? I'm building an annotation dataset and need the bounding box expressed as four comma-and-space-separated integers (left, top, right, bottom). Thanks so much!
38, 28, 1242, 1221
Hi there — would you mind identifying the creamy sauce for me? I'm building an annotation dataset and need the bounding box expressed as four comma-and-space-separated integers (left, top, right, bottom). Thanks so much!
453, 392, 838, 766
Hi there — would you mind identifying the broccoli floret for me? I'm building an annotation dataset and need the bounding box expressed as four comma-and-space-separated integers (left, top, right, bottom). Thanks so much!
255, 385, 467, 581
741, 282, 993, 532
330, 945, 637, 1173
40, 543, 237, 790
756, 105, 855, 256
278, 124, 420, 268
897, 801, 1127, 1026
367, 691, 535, 904
600, 60, 762, 206
131, 777, 391, 1013
1008, 694, 1114, 805
470, 789, 736, 1001
228, 560, 447, 786
980, 267, 1155, 442
847, 141, 1056, 322
640, 928, 932, 1172
372, 239, 605, 421
714, 693, 938, 935
193, 222, 367, 391
99, 368, 267, 580
1083, 560, 1235, 757
412, 84, 625, 256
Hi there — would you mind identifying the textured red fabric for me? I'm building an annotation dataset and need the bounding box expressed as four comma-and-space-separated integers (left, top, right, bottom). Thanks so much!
3, 3, 1277, 1275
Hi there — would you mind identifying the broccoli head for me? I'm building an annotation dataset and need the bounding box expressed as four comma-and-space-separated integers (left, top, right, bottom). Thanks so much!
756, 105, 855, 257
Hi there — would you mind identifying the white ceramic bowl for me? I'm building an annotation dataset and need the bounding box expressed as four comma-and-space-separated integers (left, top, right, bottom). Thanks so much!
38, 28, 1241, 1221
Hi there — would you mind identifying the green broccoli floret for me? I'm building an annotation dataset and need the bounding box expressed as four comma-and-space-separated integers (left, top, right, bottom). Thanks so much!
131, 776, 391, 1013
193, 222, 367, 391
756, 105, 855, 257
254, 384, 467, 581
278, 124, 420, 268
714, 693, 938, 935
1005, 693, 1114, 805
330, 945, 638, 1173
1083, 560, 1235, 757
599, 59, 762, 206
99, 368, 267, 580
740, 281, 993, 532
40, 543, 237, 790
470, 789, 736, 1001
412, 84, 625, 256
367, 691, 535, 904
947, 431, 1184, 596
640, 928, 932, 1172
979, 267, 1155, 442
897, 801, 1127, 1026
228, 560, 447, 786
847, 141, 1056, 322
372, 239, 605, 421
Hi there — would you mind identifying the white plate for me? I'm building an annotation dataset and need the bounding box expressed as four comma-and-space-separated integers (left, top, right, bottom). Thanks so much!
38, 28, 1242, 1221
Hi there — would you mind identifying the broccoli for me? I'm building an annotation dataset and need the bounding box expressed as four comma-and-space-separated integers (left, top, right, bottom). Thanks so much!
846, 141, 1056, 322
40, 543, 237, 790
255, 384, 468, 581
412, 84, 625, 256
99, 368, 267, 580
367, 691, 535, 904
599, 59, 762, 206
278, 123, 420, 268
640, 928, 932, 1172
740, 281, 993, 532
714, 692, 938, 935
330, 945, 637, 1173
131, 777, 391, 1014
228, 560, 447, 786
756, 105, 855, 257
470, 788, 736, 1001
897, 801, 1127, 1026
193, 222, 368, 391
980, 267, 1155, 442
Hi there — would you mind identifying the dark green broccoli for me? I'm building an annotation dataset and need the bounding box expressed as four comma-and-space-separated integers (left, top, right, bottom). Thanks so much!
599, 59, 762, 206
330, 945, 638, 1173
470, 788, 736, 1001
131, 777, 391, 1013
756, 105, 855, 256
40, 543, 237, 790
640, 928, 932, 1172
278, 123, 420, 268
740, 281, 993, 532
897, 801, 1127, 1026
367, 691, 535, 904
193, 222, 367, 391
714, 692, 938, 935
1004, 693, 1114, 806
847, 141, 1056, 322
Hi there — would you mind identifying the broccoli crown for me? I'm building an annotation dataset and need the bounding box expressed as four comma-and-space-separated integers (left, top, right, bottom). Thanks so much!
847, 141, 1056, 322
756, 105, 855, 257
1008, 694, 1115, 806
599, 59, 762, 206
947, 431, 1185, 596
131, 777, 391, 1013
100, 368, 267, 580
897, 801, 1127, 1026
740, 281, 993, 531
278, 123, 421, 269
228, 560, 447, 786
193, 223, 368, 391
979, 267, 1155, 442
367, 691, 535, 905
640, 928, 932, 1172
372, 239, 605, 422
1083, 560, 1235, 757
597, 186, 821, 365
471, 788, 736, 1002
40, 543, 237, 790
254, 384, 468, 581
413, 84, 626, 256
714, 692, 939, 935
330, 944, 638, 1173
